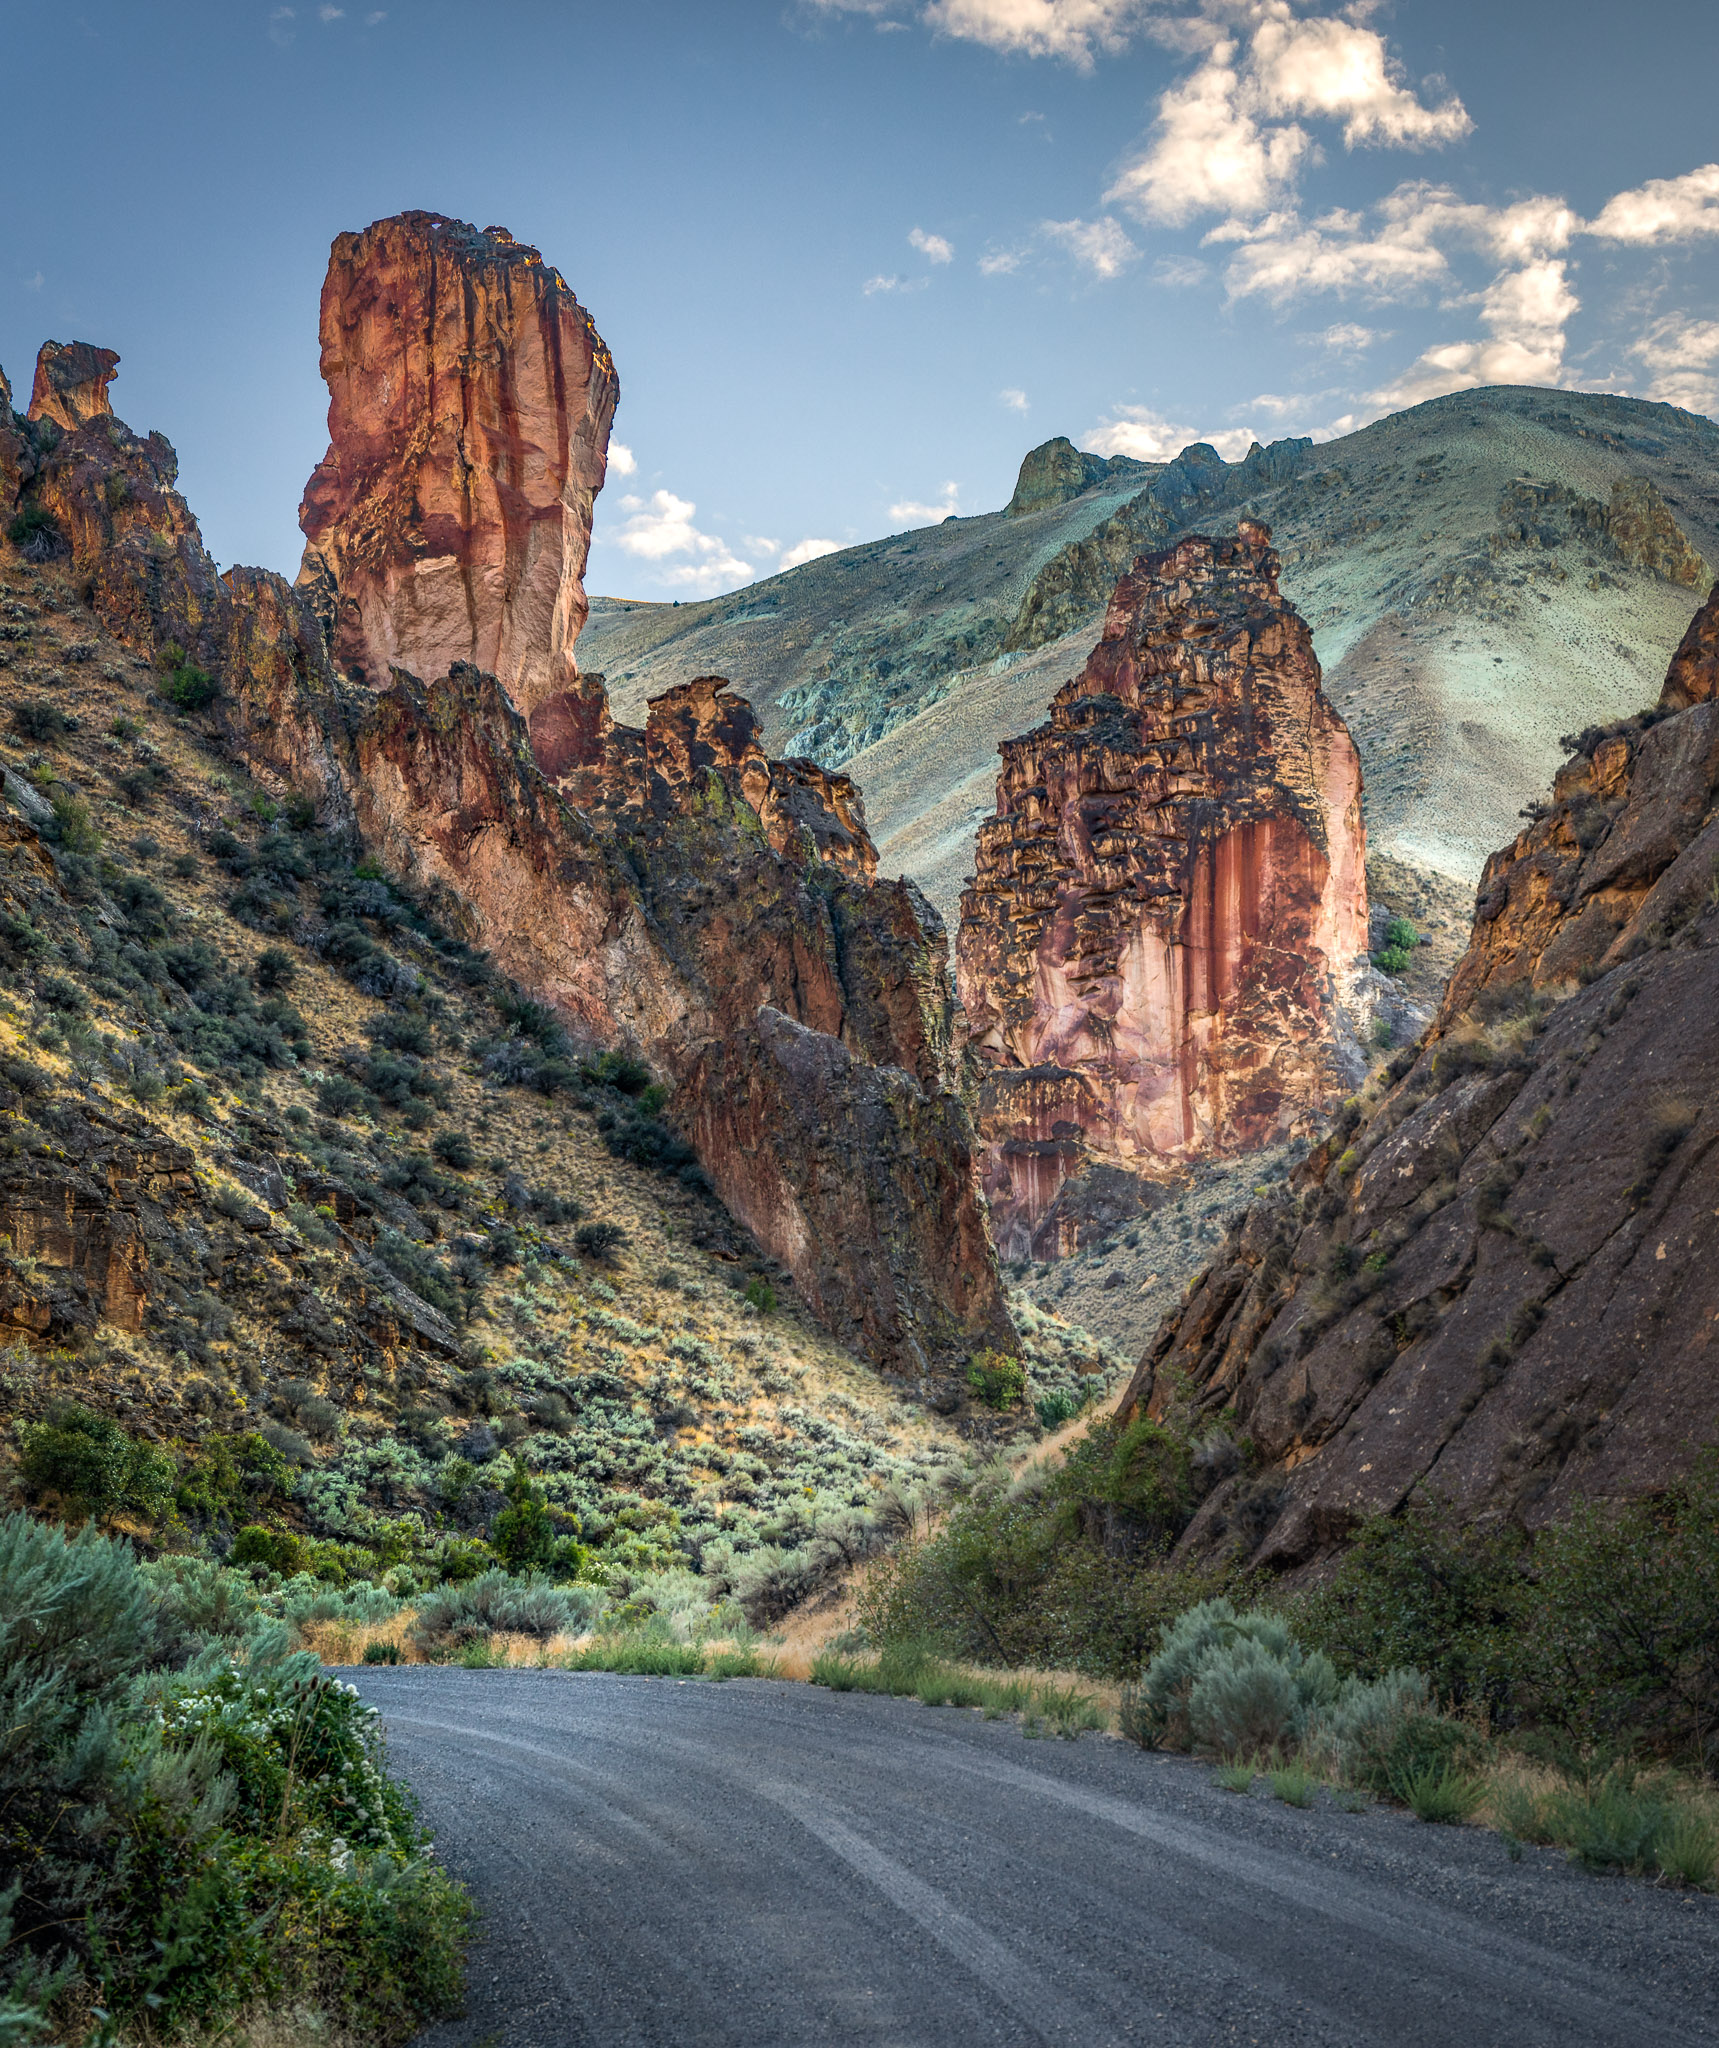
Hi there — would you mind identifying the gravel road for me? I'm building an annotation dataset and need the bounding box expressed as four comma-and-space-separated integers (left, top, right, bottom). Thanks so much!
353, 1667, 1717, 2048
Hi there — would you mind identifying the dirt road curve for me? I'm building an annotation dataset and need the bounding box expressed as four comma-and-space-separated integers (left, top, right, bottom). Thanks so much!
353, 1668, 1718, 2048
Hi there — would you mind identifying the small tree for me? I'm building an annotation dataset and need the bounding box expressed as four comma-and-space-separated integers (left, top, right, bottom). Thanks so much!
18, 1405, 174, 1526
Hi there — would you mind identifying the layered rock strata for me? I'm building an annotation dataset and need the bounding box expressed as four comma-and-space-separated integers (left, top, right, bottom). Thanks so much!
298, 212, 618, 719
958, 521, 1368, 1261
1120, 577, 1719, 1565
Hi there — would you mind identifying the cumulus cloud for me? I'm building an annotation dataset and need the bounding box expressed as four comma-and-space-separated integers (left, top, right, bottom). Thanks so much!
922, 0, 1149, 68
1085, 406, 1257, 462
318, 6, 344, 20
1630, 313, 1719, 412
1370, 256, 1579, 409
1106, 4, 1468, 228
909, 225, 955, 263
979, 247, 1025, 275
1588, 164, 1719, 245
999, 387, 1030, 412
864, 272, 929, 294
607, 441, 638, 477
889, 480, 962, 523
610, 491, 752, 594
781, 536, 845, 569
1041, 215, 1138, 278
267, 7, 296, 46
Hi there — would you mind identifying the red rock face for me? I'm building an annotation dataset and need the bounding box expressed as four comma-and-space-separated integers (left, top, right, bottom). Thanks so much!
299, 212, 618, 717
1120, 579, 1719, 1564
27, 341, 119, 433
957, 522, 1368, 1258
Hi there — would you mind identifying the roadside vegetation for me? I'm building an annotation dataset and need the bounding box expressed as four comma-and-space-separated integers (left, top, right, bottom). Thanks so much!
0, 1511, 468, 2045
846, 1401, 1719, 1890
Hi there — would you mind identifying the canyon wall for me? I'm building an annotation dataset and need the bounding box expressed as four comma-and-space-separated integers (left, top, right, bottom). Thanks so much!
957, 521, 1368, 1260
1120, 577, 1719, 1567
0, 215, 1011, 1383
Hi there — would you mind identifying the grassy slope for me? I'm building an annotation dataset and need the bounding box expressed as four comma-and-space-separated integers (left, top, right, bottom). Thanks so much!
0, 546, 1113, 1594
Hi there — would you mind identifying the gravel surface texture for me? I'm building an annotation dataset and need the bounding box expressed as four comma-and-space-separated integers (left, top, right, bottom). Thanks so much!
355, 1667, 1718, 2047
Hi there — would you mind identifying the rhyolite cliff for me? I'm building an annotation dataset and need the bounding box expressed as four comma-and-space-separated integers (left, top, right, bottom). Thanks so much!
0, 214, 1013, 1386
957, 521, 1368, 1263
1119, 577, 1719, 1564
298, 212, 618, 722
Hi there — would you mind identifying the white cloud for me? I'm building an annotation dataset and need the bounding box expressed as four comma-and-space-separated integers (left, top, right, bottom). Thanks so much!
610, 490, 752, 594
979, 247, 1024, 275
744, 535, 782, 557
1308, 320, 1383, 353
607, 441, 637, 477
1370, 255, 1578, 408
1152, 254, 1209, 288
364, 8, 386, 20
781, 537, 844, 569
1106, 7, 1469, 228
889, 480, 962, 523
23, 271, 43, 292
1588, 164, 1719, 245
922, 0, 1149, 69
1085, 405, 1256, 463
1041, 215, 1138, 278
909, 226, 955, 264
999, 387, 1030, 412
267, 7, 296, 45
1630, 313, 1719, 413
318, 5, 344, 20
864, 272, 929, 294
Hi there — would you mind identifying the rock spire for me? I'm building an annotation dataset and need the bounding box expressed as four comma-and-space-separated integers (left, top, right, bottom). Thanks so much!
956, 520, 1368, 1259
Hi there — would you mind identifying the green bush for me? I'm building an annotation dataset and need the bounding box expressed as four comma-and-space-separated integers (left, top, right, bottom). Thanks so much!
411, 1570, 597, 1652
158, 641, 219, 712
1395, 1758, 1485, 1824
492, 1462, 556, 1572
1372, 945, 1412, 975
0, 1512, 467, 2038
1035, 1389, 1079, 1430
230, 1523, 307, 1576
17, 1403, 174, 1525
966, 1348, 1026, 1409
1382, 916, 1418, 952
744, 1276, 778, 1315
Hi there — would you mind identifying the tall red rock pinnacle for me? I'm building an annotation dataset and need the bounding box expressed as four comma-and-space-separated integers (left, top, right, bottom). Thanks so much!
956, 521, 1368, 1258
298, 212, 618, 718
27, 341, 120, 433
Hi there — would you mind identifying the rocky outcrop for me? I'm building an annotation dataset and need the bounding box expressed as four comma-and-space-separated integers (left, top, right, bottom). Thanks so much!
958, 521, 1368, 1262
0, 213, 1013, 1383
1444, 577, 1719, 1013
1005, 437, 1147, 517
298, 212, 618, 719
1004, 438, 1313, 652
26, 341, 119, 433
1120, 578, 1719, 1566
1491, 476, 1709, 591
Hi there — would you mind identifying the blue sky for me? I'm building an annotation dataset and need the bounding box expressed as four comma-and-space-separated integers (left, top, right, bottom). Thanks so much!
2, 1, 1716, 598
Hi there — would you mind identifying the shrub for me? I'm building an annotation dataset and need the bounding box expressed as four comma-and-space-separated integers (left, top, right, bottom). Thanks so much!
1373, 945, 1412, 976
17, 1404, 174, 1525
492, 1463, 556, 1572
1187, 1634, 1338, 1758
432, 1128, 476, 1170
1382, 916, 1418, 952
576, 1219, 628, 1263
48, 791, 100, 855
966, 1349, 1026, 1409
1035, 1389, 1079, 1430
7, 503, 64, 559
230, 1523, 307, 1576
255, 945, 296, 991
744, 1276, 778, 1315
318, 1072, 365, 1116
364, 1638, 403, 1663
0, 1514, 467, 2037
11, 698, 69, 743
158, 642, 219, 712
411, 1570, 596, 1651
